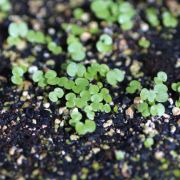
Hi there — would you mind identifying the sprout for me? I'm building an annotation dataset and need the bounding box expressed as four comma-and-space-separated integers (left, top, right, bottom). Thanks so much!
162, 11, 178, 28
91, 0, 118, 22
171, 82, 180, 93
96, 34, 113, 53
126, 80, 142, 94
0, 0, 11, 12
11, 66, 25, 85
137, 102, 150, 117
171, 82, 180, 108
89, 84, 99, 95
68, 38, 86, 61
8, 22, 28, 38
75, 119, 96, 135
48, 42, 62, 55
32, 70, 44, 82
75, 97, 88, 108
45, 70, 58, 85
118, 2, 135, 30
48, 88, 64, 102
138, 37, 150, 48
69, 109, 82, 126
154, 71, 168, 84
146, 8, 160, 27
115, 150, 125, 160
103, 104, 111, 113
106, 69, 125, 86
27, 30, 46, 44
150, 103, 165, 116
62, 23, 85, 36
144, 137, 154, 148
65, 93, 77, 108
73, 8, 84, 20
67, 62, 86, 77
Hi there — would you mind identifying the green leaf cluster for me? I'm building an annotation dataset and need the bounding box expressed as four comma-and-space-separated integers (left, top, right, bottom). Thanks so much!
91, 0, 136, 30
31, 62, 124, 135
137, 72, 168, 117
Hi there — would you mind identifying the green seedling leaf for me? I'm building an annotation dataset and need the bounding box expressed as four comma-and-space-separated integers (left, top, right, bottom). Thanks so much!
106, 69, 125, 86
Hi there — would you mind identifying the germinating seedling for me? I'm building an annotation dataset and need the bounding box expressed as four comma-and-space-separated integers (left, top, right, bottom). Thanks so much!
171, 82, 180, 107
162, 11, 178, 28
96, 34, 113, 53
138, 37, 150, 48
146, 8, 160, 27
67, 36, 86, 61
11, 66, 26, 85
118, 2, 136, 30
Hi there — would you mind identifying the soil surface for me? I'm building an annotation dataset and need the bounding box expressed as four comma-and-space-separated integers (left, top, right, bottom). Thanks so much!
0, 0, 180, 179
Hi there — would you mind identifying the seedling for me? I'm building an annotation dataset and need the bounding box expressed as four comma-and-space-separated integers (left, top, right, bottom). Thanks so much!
0, 0, 11, 12
11, 66, 25, 85
68, 40, 86, 61
47, 42, 62, 55
9, 22, 28, 38
67, 62, 86, 77
69, 108, 82, 126
126, 80, 142, 94
32, 70, 46, 87
91, 0, 118, 22
144, 137, 154, 148
62, 23, 85, 36
106, 69, 125, 86
45, 70, 58, 85
162, 11, 178, 28
171, 82, 180, 93
171, 82, 180, 107
138, 37, 150, 48
96, 34, 113, 53
75, 119, 96, 135
48, 88, 64, 102
27, 30, 46, 44
118, 2, 135, 30
115, 150, 125, 160
146, 8, 160, 27
73, 8, 84, 20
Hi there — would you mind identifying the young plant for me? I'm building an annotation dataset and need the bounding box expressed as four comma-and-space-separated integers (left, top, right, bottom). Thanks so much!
126, 80, 142, 94
8, 22, 28, 38
118, 2, 136, 30
67, 37, 86, 61
96, 34, 113, 53
48, 88, 64, 102
47, 42, 62, 55
138, 37, 150, 49
106, 69, 125, 86
146, 8, 160, 27
171, 82, 180, 107
144, 137, 154, 148
0, 0, 11, 13
75, 119, 96, 135
11, 66, 26, 85
162, 11, 178, 28
91, 0, 119, 22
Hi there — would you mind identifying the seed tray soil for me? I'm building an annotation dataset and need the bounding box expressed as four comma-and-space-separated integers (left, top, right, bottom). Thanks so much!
0, 0, 180, 179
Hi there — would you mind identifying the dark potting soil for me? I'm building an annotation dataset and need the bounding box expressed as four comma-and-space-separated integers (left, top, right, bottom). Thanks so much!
0, 0, 180, 179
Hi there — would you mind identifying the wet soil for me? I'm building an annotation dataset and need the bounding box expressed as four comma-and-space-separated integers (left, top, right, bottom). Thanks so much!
0, 0, 180, 179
